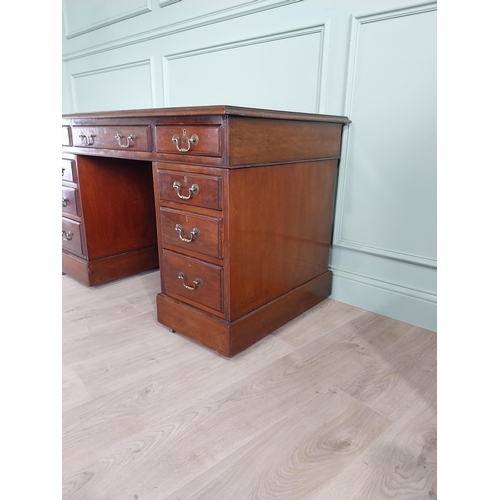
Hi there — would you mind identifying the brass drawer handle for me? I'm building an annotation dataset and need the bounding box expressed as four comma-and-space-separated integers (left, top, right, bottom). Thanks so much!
172, 129, 199, 152
175, 223, 199, 243
178, 272, 202, 290
62, 197, 69, 207
62, 230, 73, 241
173, 181, 199, 200
79, 134, 95, 146
115, 133, 135, 148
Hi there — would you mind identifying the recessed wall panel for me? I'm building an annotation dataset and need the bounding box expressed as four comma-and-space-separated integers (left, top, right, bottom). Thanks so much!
337, 8, 437, 265
72, 61, 153, 112
164, 29, 323, 113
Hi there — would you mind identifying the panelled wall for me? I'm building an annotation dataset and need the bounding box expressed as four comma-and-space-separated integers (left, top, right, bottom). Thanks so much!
62, 0, 437, 331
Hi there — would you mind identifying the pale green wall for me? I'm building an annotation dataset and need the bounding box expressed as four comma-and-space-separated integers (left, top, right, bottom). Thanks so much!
62, 0, 437, 331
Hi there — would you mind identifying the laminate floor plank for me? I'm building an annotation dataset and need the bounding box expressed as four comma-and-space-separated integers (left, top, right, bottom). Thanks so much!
62, 329, 294, 475
62, 270, 160, 338
270, 298, 366, 348
63, 316, 407, 498
62, 269, 159, 306
335, 326, 437, 421
62, 367, 93, 413
62, 326, 366, 498
163, 388, 392, 500
63, 311, 165, 365
62, 271, 437, 500
70, 327, 205, 399
312, 387, 437, 500
62, 294, 146, 339
325, 311, 416, 356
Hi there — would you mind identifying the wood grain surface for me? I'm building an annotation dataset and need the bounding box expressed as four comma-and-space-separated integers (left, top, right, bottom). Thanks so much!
62, 270, 436, 499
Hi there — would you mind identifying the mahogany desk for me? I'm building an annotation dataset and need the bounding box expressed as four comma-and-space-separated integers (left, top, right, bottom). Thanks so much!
62, 106, 350, 357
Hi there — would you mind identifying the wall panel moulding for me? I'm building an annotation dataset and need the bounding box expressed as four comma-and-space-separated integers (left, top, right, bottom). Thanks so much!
63, 0, 152, 39
63, 0, 303, 61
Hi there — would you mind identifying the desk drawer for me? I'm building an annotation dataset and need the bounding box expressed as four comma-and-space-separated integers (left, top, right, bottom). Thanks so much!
157, 169, 221, 210
62, 186, 79, 217
160, 207, 222, 258
72, 125, 152, 151
62, 217, 84, 256
163, 250, 222, 312
62, 126, 71, 146
62, 159, 75, 182
156, 124, 221, 157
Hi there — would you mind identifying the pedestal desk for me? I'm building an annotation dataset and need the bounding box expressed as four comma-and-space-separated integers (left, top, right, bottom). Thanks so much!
62, 106, 350, 357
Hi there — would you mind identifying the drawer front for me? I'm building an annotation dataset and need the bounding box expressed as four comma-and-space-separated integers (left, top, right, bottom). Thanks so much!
62, 126, 71, 146
160, 207, 222, 258
62, 218, 84, 256
157, 169, 221, 210
156, 124, 221, 157
72, 125, 152, 152
62, 159, 75, 182
163, 250, 222, 312
62, 186, 79, 217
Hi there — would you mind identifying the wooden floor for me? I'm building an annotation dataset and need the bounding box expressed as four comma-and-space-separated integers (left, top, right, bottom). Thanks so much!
62, 269, 437, 500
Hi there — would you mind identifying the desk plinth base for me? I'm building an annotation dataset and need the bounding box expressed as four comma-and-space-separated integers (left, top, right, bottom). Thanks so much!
156, 271, 332, 357
62, 246, 159, 286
